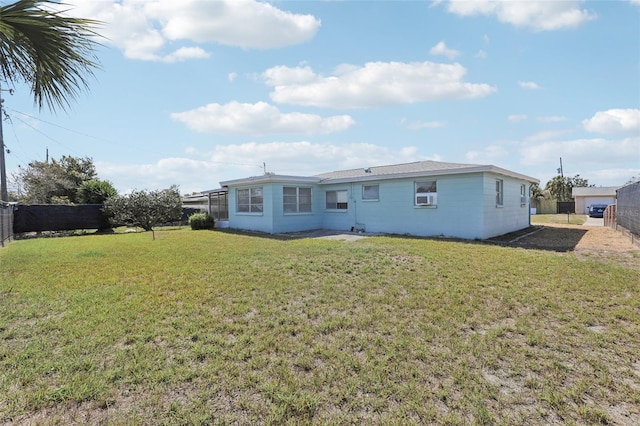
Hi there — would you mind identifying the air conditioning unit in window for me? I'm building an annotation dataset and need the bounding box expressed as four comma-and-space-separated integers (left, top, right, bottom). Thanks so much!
416, 194, 436, 205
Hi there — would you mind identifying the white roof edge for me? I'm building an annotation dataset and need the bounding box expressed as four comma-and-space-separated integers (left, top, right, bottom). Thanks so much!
571, 186, 620, 195
200, 188, 227, 194
319, 165, 539, 184
219, 164, 539, 187
486, 165, 540, 184
220, 174, 321, 187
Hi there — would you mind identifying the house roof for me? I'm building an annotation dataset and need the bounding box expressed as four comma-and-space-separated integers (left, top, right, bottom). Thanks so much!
314, 160, 539, 184
220, 160, 539, 187
572, 186, 619, 197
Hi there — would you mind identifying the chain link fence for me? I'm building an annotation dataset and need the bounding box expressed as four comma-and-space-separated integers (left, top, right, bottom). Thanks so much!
616, 181, 640, 237
0, 202, 14, 247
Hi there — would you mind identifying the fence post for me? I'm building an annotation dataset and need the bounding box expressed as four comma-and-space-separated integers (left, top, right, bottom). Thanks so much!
0, 203, 4, 247
0, 202, 15, 247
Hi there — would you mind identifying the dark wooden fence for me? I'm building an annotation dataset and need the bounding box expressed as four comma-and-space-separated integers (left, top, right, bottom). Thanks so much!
556, 201, 575, 214
13, 204, 110, 233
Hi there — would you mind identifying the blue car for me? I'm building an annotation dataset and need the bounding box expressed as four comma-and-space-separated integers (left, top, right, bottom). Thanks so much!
588, 204, 607, 218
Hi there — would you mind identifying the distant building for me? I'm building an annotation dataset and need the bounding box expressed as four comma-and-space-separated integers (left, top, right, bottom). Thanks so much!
572, 186, 619, 215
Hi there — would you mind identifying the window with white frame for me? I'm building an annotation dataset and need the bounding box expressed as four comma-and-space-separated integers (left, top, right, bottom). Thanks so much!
283, 186, 312, 213
362, 184, 379, 201
415, 180, 437, 206
236, 187, 263, 213
520, 184, 527, 206
326, 190, 348, 210
496, 179, 504, 206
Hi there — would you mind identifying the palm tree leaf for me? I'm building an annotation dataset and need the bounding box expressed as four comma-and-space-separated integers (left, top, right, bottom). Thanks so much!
0, 0, 101, 111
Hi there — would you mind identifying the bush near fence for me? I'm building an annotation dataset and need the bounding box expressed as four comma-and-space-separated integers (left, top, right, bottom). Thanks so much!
532, 198, 557, 214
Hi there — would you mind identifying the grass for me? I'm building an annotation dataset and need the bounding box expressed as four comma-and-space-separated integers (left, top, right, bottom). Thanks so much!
531, 214, 588, 225
1, 228, 639, 424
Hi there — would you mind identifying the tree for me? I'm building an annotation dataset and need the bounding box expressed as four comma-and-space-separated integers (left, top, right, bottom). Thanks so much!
544, 174, 592, 201
0, 0, 101, 201
530, 182, 544, 200
15, 155, 97, 203
76, 179, 117, 204
624, 176, 639, 185
103, 186, 182, 240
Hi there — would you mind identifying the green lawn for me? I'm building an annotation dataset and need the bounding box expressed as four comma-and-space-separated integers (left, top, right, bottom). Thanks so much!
1, 228, 639, 424
531, 214, 588, 225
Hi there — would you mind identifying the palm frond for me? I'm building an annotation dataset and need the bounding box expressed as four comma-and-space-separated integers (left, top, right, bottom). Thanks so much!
0, 0, 101, 112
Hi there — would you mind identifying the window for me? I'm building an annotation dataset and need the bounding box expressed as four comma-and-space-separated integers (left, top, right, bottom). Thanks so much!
415, 180, 437, 206
496, 180, 503, 206
283, 187, 312, 213
236, 187, 263, 213
326, 190, 348, 210
520, 184, 527, 206
362, 184, 379, 201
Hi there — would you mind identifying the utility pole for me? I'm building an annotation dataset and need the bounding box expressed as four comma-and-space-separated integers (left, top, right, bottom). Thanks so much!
0, 83, 7, 202
558, 157, 564, 178
557, 157, 565, 201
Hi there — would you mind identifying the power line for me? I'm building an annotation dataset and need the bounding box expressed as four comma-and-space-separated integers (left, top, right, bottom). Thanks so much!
6, 109, 269, 172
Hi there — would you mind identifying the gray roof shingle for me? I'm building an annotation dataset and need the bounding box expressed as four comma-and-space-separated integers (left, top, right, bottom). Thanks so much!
314, 160, 481, 180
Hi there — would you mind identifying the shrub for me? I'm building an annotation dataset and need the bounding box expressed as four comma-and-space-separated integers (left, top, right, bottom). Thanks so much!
103, 186, 182, 240
189, 212, 215, 230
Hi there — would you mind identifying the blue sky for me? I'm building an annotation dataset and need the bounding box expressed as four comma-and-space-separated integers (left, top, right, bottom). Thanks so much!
3, 0, 639, 195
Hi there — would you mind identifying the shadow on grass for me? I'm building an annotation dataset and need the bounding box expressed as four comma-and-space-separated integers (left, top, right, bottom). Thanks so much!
216, 225, 590, 253
484, 225, 589, 252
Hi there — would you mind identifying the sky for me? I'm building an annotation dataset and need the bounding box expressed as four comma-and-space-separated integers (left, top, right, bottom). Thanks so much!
2, 0, 639, 195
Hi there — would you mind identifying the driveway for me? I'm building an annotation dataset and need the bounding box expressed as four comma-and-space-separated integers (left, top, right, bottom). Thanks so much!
583, 216, 604, 226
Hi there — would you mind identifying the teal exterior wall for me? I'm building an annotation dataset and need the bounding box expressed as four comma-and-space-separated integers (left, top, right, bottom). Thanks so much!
226, 184, 275, 234
225, 172, 532, 239
317, 174, 485, 238
270, 184, 324, 233
480, 173, 531, 239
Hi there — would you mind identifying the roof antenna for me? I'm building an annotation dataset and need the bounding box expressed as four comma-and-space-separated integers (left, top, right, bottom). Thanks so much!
263, 162, 266, 174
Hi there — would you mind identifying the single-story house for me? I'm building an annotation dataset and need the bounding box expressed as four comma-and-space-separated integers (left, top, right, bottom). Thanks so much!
210, 160, 538, 240
572, 186, 619, 214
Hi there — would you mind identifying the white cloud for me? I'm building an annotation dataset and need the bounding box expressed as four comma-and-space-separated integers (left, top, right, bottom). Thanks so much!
161, 47, 210, 63
591, 168, 640, 185
521, 136, 640, 186
429, 41, 460, 60
263, 61, 496, 108
170, 101, 355, 135
465, 145, 509, 164
519, 136, 640, 167
401, 119, 447, 130
445, 0, 596, 31
630, 0, 640, 6
475, 50, 488, 59
63, 0, 320, 61
582, 108, 640, 134
228, 72, 238, 82
508, 114, 528, 123
518, 81, 542, 90
97, 142, 432, 194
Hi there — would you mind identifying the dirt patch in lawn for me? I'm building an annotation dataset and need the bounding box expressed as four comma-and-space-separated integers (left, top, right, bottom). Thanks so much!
491, 224, 640, 271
